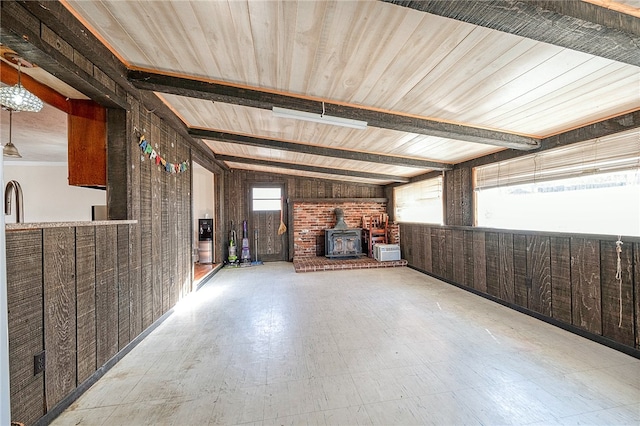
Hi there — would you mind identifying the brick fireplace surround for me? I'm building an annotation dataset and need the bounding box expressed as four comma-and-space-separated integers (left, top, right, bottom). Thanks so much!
291, 199, 400, 259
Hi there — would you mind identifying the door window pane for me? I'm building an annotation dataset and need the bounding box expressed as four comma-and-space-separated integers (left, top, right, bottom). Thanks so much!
252, 187, 282, 211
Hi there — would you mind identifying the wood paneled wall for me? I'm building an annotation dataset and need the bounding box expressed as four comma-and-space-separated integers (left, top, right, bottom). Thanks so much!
400, 223, 640, 354
444, 168, 473, 226
7, 99, 197, 426
2, 3, 216, 424
7, 225, 138, 424
223, 170, 384, 263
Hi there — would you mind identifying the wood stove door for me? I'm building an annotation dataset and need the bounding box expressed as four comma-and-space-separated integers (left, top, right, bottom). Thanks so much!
250, 184, 287, 262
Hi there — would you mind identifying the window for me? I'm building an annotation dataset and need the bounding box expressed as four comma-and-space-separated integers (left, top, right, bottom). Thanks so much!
394, 175, 443, 224
475, 129, 640, 236
252, 187, 281, 211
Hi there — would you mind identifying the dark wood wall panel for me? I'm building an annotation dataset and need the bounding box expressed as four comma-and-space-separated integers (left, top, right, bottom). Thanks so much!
452, 230, 465, 285
513, 234, 528, 308
151, 116, 163, 322
401, 224, 413, 266
75, 226, 96, 383
452, 168, 462, 226
445, 170, 455, 226
422, 226, 433, 273
117, 225, 131, 350
485, 232, 500, 298
430, 228, 441, 277
499, 233, 515, 304
460, 168, 473, 226
413, 224, 425, 271
7, 230, 44, 425
443, 229, 453, 280
527, 235, 552, 317
161, 128, 172, 312
43, 227, 77, 410
550, 236, 572, 323
128, 96, 143, 339
600, 239, 634, 347
463, 230, 474, 288
444, 168, 472, 227
161, 128, 171, 313
176, 136, 186, 299
95, 226, 118, 367
401, 225, 640, 355
473, 232, 487, 293
139, 113, 154, 330
570, 238, 602, 334
635, 243, 640, 349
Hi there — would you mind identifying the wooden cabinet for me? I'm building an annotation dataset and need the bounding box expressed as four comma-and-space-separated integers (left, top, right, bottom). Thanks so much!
68, 99, 106, 187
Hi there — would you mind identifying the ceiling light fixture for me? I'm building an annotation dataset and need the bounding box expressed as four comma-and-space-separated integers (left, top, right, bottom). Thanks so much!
3, 109, 21, 158
273, 103, 367, 130
0, 60, 43, 113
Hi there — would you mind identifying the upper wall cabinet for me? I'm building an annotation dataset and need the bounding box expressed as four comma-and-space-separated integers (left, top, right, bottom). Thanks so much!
68, 100, 106, 188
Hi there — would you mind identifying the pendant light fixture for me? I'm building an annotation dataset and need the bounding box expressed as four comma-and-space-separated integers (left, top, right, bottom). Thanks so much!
3, 109, 21, 158
0, 59, 43, 113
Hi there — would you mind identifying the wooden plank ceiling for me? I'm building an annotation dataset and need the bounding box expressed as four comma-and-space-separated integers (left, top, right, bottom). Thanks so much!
62, 0, 640, 184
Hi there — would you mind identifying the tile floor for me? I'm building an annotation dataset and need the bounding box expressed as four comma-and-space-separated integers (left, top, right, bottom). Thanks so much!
53, 262, 640, 425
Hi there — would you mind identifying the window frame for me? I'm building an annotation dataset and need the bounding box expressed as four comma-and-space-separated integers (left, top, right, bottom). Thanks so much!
394, 174, 444, 225
251, 185, 282, 212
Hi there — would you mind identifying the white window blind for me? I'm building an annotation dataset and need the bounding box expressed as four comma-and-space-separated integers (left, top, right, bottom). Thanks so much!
476, 129, 640, 190
394, 175, 443, 224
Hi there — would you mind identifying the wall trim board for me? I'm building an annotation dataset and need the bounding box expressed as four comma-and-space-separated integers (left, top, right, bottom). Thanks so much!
195, 264, 224, 291
290, 198, 388, 204
407, 264, 640, 360
397, 222, 640, 244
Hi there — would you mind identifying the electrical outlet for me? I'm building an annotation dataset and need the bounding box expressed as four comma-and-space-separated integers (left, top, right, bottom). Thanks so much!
34, 351, 45, 375
525, 277, 533, 288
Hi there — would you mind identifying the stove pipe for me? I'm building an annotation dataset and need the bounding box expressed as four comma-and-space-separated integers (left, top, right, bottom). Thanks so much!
333, 208, 349, 230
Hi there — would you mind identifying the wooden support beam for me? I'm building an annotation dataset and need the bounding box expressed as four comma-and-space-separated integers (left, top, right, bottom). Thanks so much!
189, 128, 452, 171
216, 155, 410, 183
454, 109, 640, 170
541, 110, 640, 150
383, 0, 640, 67
5, 0, 217, 163
0, 1, 126, 109
129, 70, 540, 151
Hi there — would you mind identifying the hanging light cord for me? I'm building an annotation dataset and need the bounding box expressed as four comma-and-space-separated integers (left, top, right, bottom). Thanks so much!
615, 236, 623, 328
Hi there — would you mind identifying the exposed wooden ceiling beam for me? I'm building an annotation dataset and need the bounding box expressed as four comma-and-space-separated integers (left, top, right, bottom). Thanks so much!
0, 1, 127, 109
8, 0, 223, 169
383, 0, 640, 67
448, 109, 640, 171
217, 155, 411, 183
129, 70, 541, 151
189, 128, 453, 171
542, 109, 640, 149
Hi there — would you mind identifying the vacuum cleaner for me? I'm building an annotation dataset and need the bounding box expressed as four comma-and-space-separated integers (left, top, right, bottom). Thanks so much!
240, 220, 251, 266
227, 221, 239, 267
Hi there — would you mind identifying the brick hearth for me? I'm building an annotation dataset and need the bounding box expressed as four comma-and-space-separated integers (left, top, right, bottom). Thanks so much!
293, 256, 407, 273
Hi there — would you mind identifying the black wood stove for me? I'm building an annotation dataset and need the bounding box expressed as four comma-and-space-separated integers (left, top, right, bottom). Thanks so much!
325, 208, 363, 258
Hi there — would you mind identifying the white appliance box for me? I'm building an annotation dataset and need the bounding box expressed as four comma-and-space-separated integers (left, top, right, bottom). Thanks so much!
374, 244, 401, 261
